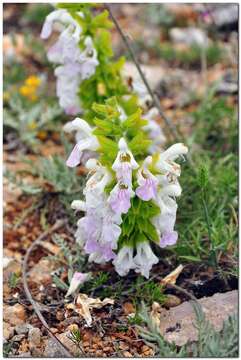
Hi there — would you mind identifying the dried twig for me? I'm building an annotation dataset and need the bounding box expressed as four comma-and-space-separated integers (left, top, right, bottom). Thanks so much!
105, 3, 180, 141
22, 219, 72, 358
167, 283, 198, 302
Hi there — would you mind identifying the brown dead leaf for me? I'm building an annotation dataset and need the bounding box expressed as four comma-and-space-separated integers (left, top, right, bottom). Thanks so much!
66, 294, 114, 326
161, 264, 184, 286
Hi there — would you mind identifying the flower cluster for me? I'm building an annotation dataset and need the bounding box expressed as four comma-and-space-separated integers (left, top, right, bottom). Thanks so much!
41, 8, 99, 115
41, 5, 188, 280
19, 75, 42, 101
65, 100, 188, 278
41, 5, 166, 157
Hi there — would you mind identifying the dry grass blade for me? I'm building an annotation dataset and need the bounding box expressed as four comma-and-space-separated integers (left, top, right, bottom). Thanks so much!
22, 219, 72, 358
105, 3, 180, 141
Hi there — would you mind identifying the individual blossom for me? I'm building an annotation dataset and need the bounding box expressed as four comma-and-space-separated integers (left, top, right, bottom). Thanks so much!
78, 36, 99, 80
112, 246, 135, 276
55, 64, 83, 115
136, 156, 159, 201
155, 143, 188, 177
112, 137, 139, 186
108, 182, 135, 215
133, 242, 159, 279
143, 107, 166, 152
65, 271, 91, 297
64, 118, 99, 167
47, 26, 82, 64
84, 159, 112, 209
40, 9, 82, 42
159, 231, 178, 248
88, 243, 117, 264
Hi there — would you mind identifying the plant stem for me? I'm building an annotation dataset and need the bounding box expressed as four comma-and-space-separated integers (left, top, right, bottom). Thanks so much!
105, 3, 179, 141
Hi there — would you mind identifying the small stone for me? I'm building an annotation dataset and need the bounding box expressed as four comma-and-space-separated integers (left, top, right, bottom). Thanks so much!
141, 345, 150, 352
3, 321, 14, 340
50, 327, 58, 334
57, 331, 80, 355
29, 259, 54, 285
11, 334, 25, 342
56, 310, 64, 321
119, 342, 129, 350
164, 294, 181, 308
4, 304, 26, 325
123, 302, 135, 315
43, 339, 63, 358
15, 324, 33, 335
123, 351, 132, 357
28, 327, 41, 346
14, 352, 31, 357
159, 290, 238, 346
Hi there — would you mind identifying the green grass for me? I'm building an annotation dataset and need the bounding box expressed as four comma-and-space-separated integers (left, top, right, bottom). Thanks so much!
173, 90, 237, 273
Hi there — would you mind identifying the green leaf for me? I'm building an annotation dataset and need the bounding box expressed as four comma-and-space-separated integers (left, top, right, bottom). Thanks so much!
91, 10, 113, 30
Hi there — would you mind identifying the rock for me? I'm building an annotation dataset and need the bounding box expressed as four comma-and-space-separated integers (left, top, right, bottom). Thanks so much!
28, 259, 54, 285
15, 324, 33, 335
43, 339, 64, 358
14, 352, 32, 357
57, 331, 80, 355
28, 327, 41, 347
123, 302, 135, 315
163, 294, 181, 308
11, 334, 26, 342
3, 304, 26, 326
159, 290, 238, 346
3, 321, 14, 340
170, 27, 209, 48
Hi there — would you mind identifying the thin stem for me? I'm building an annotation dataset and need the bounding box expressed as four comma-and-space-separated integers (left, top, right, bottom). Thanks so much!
22, 219, 72, 358
105, 3, 179, 141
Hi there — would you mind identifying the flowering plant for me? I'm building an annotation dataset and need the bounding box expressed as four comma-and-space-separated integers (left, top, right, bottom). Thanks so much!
41, 4, 188, 278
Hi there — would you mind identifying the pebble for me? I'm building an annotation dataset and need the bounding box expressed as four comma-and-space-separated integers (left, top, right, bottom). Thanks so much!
43, 339, 63, 358
4, 304, 26, 325
123, 302, 135, 315
28, 327, 41, 346
15, 324, 33, 335
11, 334, 25, 342
164, 294, 181, 308
57, 331, 80, 355
123, 351, 133, 357
3, 321, 14, 340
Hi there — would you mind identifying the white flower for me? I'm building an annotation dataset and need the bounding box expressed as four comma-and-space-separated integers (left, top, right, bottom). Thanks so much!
155, 143, 188, 176
55, 64, 82, 115
78, 36, 99, 80
143, 107, 166, 152
71, 200, 86, 211
41, 9, 82, 41
134, 242, 159, 279
84, 161, 112, 209
113, 246, 136, 276
75, 217, 88, 246
65, 121, 99, 168
47, 26, 81, 64
65, 271, 91, 297
152, 176, 181, 236
108, 182, 135, 215
136, 156, 159, 201
112, 138, 139, 186
63, 117, 93, 142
